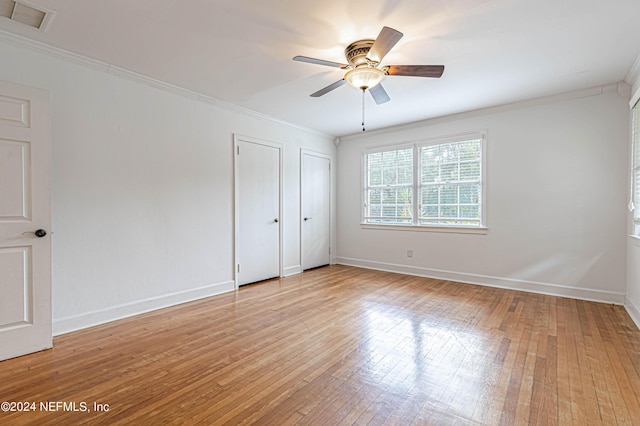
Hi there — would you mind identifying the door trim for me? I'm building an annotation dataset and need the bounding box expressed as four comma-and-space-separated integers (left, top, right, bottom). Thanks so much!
233, 134, 283, 289
300, 149, 332, 271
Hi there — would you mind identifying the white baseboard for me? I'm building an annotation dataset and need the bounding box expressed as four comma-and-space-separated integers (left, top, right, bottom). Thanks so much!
53, 280, 235, 336
283, 265, 302, 277
625, 296, 640, 330
335, 257, 625, 305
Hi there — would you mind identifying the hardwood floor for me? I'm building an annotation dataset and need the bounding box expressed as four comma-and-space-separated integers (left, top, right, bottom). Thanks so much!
1, 265, 640, 425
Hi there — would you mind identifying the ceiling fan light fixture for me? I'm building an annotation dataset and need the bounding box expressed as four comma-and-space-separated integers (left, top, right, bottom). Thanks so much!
344, 67, 385, 90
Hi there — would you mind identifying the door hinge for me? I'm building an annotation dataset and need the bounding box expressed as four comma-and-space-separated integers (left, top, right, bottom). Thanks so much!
237, 146, 240, 155
237, 264, 240, 273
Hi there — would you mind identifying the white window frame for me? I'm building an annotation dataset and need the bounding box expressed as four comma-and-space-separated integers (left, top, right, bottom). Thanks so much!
630, 100, 640, 238
361, 143, 415, 225
361, 131, 488, 234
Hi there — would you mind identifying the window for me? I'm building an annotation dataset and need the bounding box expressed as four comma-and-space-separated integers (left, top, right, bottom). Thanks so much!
364, 147, 413, 224
631, 101, 640, 235
363, 132, 485, 229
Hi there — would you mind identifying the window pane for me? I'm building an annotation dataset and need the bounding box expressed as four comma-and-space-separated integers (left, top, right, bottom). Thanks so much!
422, 205, 438, 218
440, 185, 457, 204
460, 162, 480, 181
459, 184, 478, 204
364, 147, 413, 224
422, 186, 439, 205
460, 205, 478, 219
382, 205, 396, 217
377, 149, 412, 186
417, 138, 482, 227
440, 163, 458, 182
368, 188, 380, 204
422, 164, 439, 183
459, 141, 481, 161
440, 205, 458, 218
368, 152, 382, 185
440, 143, 458, 162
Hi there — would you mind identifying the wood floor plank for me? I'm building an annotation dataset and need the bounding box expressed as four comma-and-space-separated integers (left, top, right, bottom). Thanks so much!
0, 265, 639, 425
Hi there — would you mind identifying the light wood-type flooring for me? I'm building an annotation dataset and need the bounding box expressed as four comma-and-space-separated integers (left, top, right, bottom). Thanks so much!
1, 265, 640, 425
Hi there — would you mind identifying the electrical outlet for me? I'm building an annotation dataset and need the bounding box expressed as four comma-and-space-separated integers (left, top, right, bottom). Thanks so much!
407, 249, 413, 258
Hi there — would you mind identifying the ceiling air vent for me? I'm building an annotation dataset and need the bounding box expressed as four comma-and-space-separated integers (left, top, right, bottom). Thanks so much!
0, 0, 54, 31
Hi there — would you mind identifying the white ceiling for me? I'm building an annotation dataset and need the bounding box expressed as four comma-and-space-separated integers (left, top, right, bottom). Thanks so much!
2, 0, 640, 137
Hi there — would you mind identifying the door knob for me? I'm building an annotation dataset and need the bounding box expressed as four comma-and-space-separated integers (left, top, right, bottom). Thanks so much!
274, 218, 279, 223
23, 229, 47, 238
304, 217, 312, 221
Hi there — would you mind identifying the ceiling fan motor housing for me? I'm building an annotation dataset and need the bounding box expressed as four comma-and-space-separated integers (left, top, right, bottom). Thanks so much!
345, 39, 376, 68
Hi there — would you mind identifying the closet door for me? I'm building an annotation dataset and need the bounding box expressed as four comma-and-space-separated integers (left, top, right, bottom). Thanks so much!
301, 151, 330, 270
235, 136, 281, 286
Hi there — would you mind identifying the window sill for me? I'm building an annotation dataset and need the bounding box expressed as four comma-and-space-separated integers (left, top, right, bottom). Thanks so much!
629, 234, 640, 246
361, 223, 488, 235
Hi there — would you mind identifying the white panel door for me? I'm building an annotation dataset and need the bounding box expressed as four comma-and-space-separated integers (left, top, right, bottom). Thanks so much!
301, 151, 330, 270
0, 80, 51, 361
235, 137, 281, 286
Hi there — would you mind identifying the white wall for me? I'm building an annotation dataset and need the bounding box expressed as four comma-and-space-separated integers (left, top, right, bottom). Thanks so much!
0, 36, 336, 334
337, 86, 629, 303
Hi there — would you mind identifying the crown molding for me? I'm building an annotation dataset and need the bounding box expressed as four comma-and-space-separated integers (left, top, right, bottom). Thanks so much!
0, 29, 334, 140
340, 83, 622, 142
626, 52, 640, 88
626, 52, 640, 107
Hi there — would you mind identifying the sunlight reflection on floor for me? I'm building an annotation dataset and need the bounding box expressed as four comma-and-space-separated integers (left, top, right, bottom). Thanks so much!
360, 300, 493, 422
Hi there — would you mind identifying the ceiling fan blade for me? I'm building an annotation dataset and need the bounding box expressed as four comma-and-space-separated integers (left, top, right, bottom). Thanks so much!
369, 84, 390, 105
293, 55, 348, 69
386, 65, 445, 78
310, 79, 346, 97
367, 26, 403, 63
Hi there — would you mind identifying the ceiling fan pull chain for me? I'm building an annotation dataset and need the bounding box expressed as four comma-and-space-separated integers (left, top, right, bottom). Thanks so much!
361, 88, 365, 131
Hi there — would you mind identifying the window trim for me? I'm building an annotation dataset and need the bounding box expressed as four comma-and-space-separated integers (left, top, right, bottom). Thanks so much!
630, 99, 640, 237
361, 131, 487, 233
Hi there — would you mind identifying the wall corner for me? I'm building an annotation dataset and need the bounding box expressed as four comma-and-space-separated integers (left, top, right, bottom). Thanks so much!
625, 296, 640, 330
